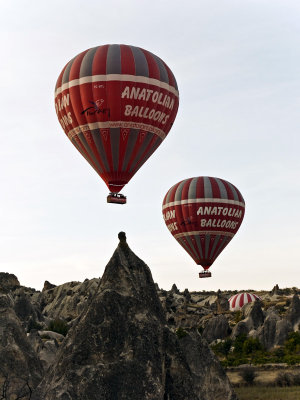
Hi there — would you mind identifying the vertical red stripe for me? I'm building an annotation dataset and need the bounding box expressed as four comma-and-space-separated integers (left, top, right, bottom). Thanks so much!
131, 135, 158, 174
239, 294, 244, 308
55, 64, 68, 91
166, 181, 182, 204
221, 179, 235, 201
100, 129, 114, 173
141, 49, 160, 80
72, 136, 97, 171
196, 177, 205, 199
123, 133, 145, 174
162, 60, 175, 88
232, 295, 237, 309
118, 129, 130, 172
69, 50, 89, 81
120, 45, 136, 74
92, 45, 109, 75
181, 178, 193, 200
210, 177, 221, 198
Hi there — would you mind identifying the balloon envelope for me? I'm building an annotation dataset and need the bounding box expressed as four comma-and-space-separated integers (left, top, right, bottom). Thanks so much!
55, 44, 179, 193
229, 292, 261, 311
162, 176, 245, 270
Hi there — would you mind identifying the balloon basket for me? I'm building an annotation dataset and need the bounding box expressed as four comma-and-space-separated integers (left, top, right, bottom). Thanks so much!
107, 193, 127, 204
199, 270, 212, 278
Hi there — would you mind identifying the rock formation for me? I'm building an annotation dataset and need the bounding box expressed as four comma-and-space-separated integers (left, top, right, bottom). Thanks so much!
202, 315, 231, 344
40, 278, 100, 321
0, 272, 20, 291
43, 280, 57, 291
0, 293, 43, 398
286, 294, 300, 329
32, 233, 237, 400
1, 237, 299, 398
230, 299, 265, 339
257, 311, 281, 350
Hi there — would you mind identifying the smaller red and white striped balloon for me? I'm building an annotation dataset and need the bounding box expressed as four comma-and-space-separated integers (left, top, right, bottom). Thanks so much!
162, 176, 245, 275
228, 293, 261, 311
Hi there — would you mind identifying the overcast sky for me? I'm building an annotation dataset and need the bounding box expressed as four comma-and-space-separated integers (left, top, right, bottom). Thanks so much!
0, 0, 299, 292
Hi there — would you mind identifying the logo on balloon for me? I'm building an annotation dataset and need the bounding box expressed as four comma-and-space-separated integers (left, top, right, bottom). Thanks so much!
81, 99, 110, 117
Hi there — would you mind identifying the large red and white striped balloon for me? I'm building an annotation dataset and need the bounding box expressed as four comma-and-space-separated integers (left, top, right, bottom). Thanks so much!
55, 44, 179, 193
228, 293, 261, 311
162, 176, 245, 272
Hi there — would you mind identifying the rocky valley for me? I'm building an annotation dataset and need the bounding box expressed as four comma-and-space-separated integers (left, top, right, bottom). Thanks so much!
0, 234, 299, 399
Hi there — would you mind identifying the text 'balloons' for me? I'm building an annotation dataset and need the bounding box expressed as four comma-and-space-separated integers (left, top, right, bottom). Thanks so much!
162, 176, 245, 276
55, 44, 179, 196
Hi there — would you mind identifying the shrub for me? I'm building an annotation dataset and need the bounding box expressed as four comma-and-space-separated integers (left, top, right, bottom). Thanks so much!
234, 310, 243, 323
233, 333, 248, 354
283, 354, 300, 365
48, 319, 69, 336
212, 338, 233, 358
293, 372, 300, 386
284, 331, 300, 353
27, 319, 43, 332
275, 372, 294, 387
238, 366, 257, 385
251, 351, 269, 365
273, 346, 285, 358
224, 354, 248, 367
242, 337, 263, 356
176, 327, 188, 339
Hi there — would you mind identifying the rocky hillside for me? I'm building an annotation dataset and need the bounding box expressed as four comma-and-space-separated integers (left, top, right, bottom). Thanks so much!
160, 283, 300, 351
0, 233, 238, 400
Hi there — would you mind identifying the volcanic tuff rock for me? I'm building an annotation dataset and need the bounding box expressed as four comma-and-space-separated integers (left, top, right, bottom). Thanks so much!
0, 272, 20, 291
32, 234, 237, 400
274, 319, 293, 346
40, 277, 100, 321
14, 288, 43, 331
202, 315, 231, 344
257, 311, 281, 351
286, 294, 300, 328
230, 320, 249, 340
0, 293, 43, 398
42, 280, 57, 291
242, 300, 265, 330
178, 331, 236, 400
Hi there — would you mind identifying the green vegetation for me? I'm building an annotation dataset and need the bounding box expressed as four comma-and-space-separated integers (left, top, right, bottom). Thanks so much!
285, 332, 300, 354
211, 338, 232, 358
27, 319, 43, 332
238, 365, 257, 385
48, 319, 69, 336
233, 310, 244, 323
211, 331, 300, 366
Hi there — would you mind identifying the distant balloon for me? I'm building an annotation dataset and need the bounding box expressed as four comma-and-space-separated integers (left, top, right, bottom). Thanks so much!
162, 176, 245, 278
55, 44, 179, 200
228, 292, 261, 311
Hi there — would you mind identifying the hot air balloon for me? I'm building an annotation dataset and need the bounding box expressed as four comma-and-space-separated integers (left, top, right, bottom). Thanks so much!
228, 292, 261, 311
162, 176, 245, 278
55, 44, 179, 204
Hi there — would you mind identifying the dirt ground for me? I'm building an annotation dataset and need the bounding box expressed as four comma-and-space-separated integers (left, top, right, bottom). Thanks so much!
226, 365, 300, 386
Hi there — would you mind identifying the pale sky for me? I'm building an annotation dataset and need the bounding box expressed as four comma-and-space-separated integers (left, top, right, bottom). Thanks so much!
0, 0, 299, 292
